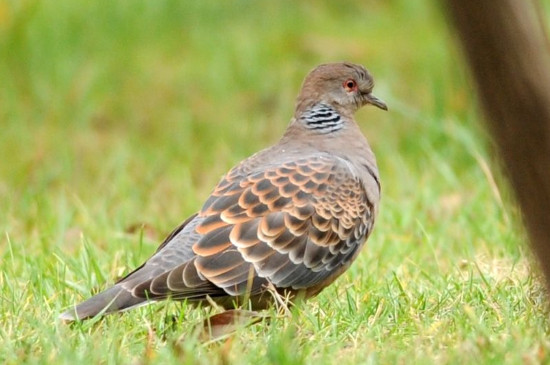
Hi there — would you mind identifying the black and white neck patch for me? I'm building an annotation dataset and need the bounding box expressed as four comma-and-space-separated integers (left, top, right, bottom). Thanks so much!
300, 103, 343, 133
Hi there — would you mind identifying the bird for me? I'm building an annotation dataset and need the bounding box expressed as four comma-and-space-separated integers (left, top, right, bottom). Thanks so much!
59, 62, 387, 321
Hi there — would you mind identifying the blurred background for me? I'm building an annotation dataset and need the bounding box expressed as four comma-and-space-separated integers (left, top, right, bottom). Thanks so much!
1, 0, 549, 363
0, 0, 495, 251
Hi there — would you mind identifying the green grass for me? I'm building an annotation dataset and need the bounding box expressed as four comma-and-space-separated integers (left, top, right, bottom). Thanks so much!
1, 0, 549, 363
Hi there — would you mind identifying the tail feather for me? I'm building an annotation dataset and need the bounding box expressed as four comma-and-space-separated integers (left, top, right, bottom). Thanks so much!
59, 285, 147, 321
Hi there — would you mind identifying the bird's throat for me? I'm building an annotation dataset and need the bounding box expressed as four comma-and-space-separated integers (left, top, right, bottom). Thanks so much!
299, 103, 343, 133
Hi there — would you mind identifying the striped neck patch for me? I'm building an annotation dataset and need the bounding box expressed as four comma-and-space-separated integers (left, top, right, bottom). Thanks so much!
300, 103, 343, 133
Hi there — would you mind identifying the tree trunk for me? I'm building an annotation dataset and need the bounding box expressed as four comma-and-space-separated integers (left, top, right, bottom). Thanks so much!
444, 0, 550, 289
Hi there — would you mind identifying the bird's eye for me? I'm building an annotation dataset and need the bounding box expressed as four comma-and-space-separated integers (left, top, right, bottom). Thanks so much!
343, 79, 357, 92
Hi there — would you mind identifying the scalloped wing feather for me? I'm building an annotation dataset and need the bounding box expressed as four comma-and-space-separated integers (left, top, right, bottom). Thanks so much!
116, 154, 375, 304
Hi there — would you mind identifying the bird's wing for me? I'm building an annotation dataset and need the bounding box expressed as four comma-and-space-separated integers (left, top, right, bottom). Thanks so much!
115, 213, 199, 284
130, 154, 376, 300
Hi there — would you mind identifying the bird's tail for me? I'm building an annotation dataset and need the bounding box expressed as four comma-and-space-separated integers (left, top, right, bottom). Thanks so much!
59, 285, 147, 321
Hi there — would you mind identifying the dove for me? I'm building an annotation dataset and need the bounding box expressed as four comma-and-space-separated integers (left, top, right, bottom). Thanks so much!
60, 62, 387, 321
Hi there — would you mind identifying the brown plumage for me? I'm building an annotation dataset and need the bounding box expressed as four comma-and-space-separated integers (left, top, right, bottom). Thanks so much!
59, 62, 387, 321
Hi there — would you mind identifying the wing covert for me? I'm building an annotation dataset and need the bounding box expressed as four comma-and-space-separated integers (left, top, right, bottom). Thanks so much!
192, 154, 375, 295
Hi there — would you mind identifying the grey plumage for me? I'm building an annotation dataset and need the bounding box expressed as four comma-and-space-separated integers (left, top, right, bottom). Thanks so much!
60, 62, 387, 321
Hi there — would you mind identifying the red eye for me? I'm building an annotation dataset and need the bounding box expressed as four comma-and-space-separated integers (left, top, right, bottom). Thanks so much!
343, 79, 357, 92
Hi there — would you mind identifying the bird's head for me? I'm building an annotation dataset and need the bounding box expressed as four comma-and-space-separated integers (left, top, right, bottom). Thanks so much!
296, 62, 387, 116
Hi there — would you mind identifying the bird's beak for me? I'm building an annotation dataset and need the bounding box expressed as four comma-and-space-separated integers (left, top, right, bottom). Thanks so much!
365, 93, 388, 111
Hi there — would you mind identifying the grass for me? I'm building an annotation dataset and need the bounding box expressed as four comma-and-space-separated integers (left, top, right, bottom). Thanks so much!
1, 0, 549, 363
